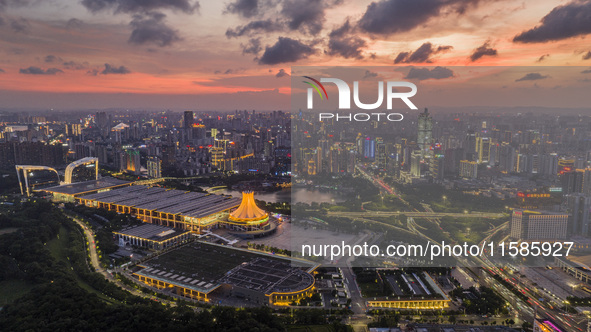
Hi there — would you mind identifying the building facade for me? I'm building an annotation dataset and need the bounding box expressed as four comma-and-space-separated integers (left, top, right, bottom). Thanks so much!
510, 210, 568, 241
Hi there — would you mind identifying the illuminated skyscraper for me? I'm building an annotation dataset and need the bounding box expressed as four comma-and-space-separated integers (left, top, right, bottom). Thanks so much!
410, 150, 422, 177
363, 137, 375, 160
417, 108, 432, 159
147, 156, 162, 178
476, 137, 490, 163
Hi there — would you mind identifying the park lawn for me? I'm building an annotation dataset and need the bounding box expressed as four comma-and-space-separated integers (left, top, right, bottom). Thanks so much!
0, 279, 34, 306
358, 280, 385, 298
47, 226, 118, 304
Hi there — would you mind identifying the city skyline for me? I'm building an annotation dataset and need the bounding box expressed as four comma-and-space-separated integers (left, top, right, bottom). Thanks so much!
1, 0, 591, 109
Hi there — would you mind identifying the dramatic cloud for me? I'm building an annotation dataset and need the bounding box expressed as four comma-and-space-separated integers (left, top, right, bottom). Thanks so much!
258, 37, 315, 65
583, 51, 591, 60
65, 18, 83, 30
10, 17, 30, 33
359, 0, 441, 34
469, 41, 497, 61
19, 66, 64, 75
513, 1, 591, 43
44, 55, 62, 63
394, 42, 452, 64
101, 63, 131, 74
241, 38, 262, 55
404, 66, 454, 81
326, 20, 367, 59
225, 0, 258, 18
515, 73, 549, 82
0, 68, 5, 73
129, 12, 181, 47
358, 0, 480, 35
226, 19, 282, 38
81, 0, 199, 14
581, 68, 591, 74
275, 68, 289, 77
536, 54, 549, 62
281, 0, 336, 35
225, 0, 339, 38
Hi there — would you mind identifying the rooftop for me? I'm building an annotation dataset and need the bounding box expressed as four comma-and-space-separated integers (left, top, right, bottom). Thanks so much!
78, 185, 241, 218
135, 242, 315, 295
41, 177, 131, 195
114, 224, 190, 243
220, 257, 314, 294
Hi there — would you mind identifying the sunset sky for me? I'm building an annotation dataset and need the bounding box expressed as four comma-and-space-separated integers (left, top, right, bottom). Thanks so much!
0, 0, 591, 110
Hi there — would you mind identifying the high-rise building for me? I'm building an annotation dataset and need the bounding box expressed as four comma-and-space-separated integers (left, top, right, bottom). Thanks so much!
95, 111, 108, 129
567, 194, 591, 236
498, 143, 515, 173
561, 168, 591, 195
417, 108, 433, 158
540, 153, 558, 176
147, 156, 162, 179
459, 160, 477, 179
65, 123, 82, 137
464, 130, 477, 161
510, 210, 568, 241
363, 137, 375, 160
410, 150, 422, 177
161, 144, 176, 168
444, 148, 463, 176
123, 149, 141, 175
430, 154, 445, 180
1, 142, 66, 167
376, 138, 387, 170
476, 137, 490, 163
183, 111, 194, 129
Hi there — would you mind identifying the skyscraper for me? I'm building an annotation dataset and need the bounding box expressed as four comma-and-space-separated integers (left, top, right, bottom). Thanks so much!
417, 108, 433, 159
464, 130, 477, 161
459, 160, 477, 179
183, 111, 194, 129
567, 194, 591, 236
411, 150, 422, 177
376, 138, 386, 170
363, 137, 375, 160
476, 137, 490, 163
147, 156, 162, 179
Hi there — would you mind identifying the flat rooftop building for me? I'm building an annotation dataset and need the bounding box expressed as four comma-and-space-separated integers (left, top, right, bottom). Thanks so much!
113, 224, 191, 250
76, 185, 241, 233
133, 242, 317, 305
510, 209, 568, 241
41, 177, 132, 202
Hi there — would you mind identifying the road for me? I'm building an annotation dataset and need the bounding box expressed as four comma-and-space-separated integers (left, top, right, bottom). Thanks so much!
476, 224, 589, 331
66, 212, 178, 306
328, 211, 505, 218
355, 165, 581, 329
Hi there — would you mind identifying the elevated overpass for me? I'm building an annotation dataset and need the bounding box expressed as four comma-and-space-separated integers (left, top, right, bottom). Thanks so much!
327, 211, 506, 218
